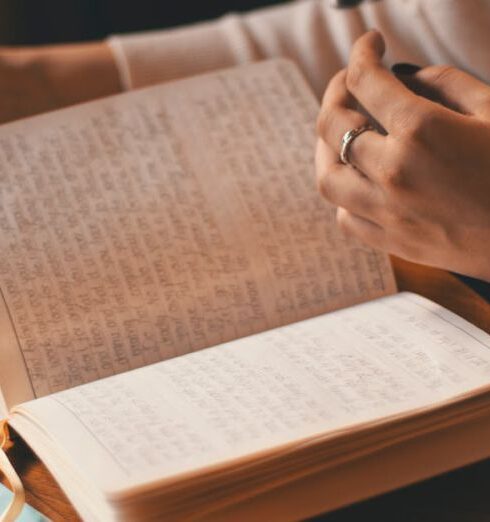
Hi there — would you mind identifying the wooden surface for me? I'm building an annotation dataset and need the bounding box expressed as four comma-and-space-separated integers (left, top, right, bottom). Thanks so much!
3, 257, 490, 521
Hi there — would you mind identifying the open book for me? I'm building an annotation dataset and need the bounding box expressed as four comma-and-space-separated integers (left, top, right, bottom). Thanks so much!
1, 59, 490, 522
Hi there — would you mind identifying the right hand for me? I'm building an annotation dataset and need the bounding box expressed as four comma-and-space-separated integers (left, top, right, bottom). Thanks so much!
0, 42, 121, 124
316, 31, 490, 282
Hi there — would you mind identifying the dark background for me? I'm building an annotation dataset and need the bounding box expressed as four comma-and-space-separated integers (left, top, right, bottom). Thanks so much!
0, 0, 283, 45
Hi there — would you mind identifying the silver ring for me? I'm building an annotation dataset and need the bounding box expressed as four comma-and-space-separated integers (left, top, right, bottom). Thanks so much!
339, 124, 373, 166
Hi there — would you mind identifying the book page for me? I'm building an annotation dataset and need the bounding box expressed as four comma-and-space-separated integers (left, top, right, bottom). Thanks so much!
11, 293, 490, 498
0, 60, 395, 403
0, 292, 33, 412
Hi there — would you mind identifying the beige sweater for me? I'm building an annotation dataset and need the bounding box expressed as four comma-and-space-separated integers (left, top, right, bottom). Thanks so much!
108, 0, 490, 98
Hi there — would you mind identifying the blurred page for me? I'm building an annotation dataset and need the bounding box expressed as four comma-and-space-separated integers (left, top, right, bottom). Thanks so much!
0, 60, 395, 401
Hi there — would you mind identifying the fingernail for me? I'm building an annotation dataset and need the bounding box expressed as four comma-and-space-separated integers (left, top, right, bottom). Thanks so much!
391, 62, 422, 75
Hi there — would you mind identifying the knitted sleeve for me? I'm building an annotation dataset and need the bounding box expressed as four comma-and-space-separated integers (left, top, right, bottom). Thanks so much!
107, 0, 490, 97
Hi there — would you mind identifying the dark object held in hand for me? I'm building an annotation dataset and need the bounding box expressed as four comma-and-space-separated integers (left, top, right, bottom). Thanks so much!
391, 62, 422, 76
333, 0, 380, 8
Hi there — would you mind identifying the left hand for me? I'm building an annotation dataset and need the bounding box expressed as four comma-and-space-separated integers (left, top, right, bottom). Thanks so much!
316, 30, 490, 282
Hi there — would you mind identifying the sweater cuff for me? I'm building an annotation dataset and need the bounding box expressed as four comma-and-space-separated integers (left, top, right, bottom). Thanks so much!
106, 15, 260, 90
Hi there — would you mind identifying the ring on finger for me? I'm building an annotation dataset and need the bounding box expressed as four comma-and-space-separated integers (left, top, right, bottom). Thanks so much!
339, 124, 373, 166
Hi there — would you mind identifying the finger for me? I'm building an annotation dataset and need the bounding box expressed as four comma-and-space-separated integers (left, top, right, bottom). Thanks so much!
414, 65, 490, 117
318, 68, 369, 140
316, 140, 384, 222
318, 65, 390, 179
317, 69, 368, 142
320, 69, 357, 110
317, 69, 385, 175
317, 102, 388, 177
321, 67, 387, 133
346, 30, 428, 133
336, 207, 389, 251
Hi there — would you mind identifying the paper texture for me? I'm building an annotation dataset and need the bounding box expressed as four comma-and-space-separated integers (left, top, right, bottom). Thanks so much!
0, 60, 395, 402
14, 292, 490, 494
0, 290, 33, 408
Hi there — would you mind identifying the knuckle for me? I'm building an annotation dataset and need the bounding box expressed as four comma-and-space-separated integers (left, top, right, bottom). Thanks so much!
387, 211, 413, 231
380, 163, 405, 191
380, 143, 413, 190
400, 106, 441, 141
336, 208, 350, 233
378, 139, 412, 191
336, 208, 357, 238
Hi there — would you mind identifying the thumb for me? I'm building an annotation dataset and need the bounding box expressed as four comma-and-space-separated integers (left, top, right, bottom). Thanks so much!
351, 29, 386, 63
413, 65, 490, 117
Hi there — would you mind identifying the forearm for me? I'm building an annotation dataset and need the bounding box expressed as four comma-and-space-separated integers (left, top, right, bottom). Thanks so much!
21, 41, 121, 107
0, 41, 121, 122
3, 0, 489, 121
39, 41, 122, 106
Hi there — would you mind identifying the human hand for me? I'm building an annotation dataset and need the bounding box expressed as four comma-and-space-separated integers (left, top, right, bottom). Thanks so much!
0, 42, 121, 124
316, 30, 490, 282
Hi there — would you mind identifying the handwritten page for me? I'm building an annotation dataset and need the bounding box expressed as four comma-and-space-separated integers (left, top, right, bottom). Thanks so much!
12, 293, 490, 494
0, 60, 395, 402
